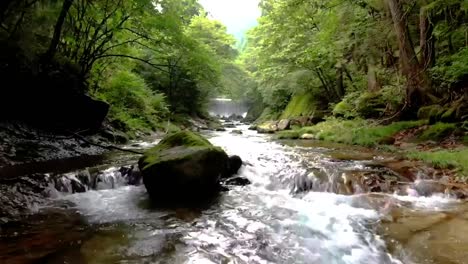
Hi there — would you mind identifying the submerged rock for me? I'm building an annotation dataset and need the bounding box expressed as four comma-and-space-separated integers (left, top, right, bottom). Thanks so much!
223, 177, 251, 186
138, 131, 230, 204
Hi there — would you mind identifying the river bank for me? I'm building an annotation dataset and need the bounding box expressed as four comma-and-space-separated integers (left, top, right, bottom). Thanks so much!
253, 118, 468, 180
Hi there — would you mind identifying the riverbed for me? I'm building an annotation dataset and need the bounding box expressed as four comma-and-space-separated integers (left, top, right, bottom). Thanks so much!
2, 125, 468, 264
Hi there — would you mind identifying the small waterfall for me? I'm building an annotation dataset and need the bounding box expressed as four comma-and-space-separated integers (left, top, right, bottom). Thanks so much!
208, 98, 248, 118
53, 165, 142, 194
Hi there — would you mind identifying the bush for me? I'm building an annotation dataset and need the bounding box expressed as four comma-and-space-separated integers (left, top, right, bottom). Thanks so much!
96, 70, 169, 134
276, 118, 425, 147
332, 86, 404, 119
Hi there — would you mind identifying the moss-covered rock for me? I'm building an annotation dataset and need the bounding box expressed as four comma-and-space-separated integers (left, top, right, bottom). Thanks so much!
138, 131, 229, 204
355, 92, 387, 118
419, 123, 457, 141
257, 121, 278, 134
418, 105, 441, 123
333, 101, 356, 118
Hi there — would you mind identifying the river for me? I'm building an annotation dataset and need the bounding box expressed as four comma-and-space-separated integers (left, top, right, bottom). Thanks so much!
3, 124, 468, 264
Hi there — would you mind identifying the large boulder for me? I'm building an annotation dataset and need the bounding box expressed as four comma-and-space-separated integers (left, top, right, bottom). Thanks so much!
224, 155, 243, 177
138, 131, 229, 204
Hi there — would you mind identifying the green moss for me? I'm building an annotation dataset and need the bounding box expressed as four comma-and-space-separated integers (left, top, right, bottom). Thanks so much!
256, 107, 282, 123
419, 123, 457, 141
276, 130, 302, 139
276, 118, 426, 147
407, 148, 468, 177
355, 92, 387, 118
141, 131, 223, 170
154, 131, 212, 150
333, 101, 355, 118
280, 92, 316, 119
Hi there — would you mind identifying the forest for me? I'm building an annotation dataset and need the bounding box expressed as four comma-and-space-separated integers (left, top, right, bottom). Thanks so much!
0, 0, 251, 138
0, 0, 466, 170
241, 0, 468, 175
1, 1, 468, 263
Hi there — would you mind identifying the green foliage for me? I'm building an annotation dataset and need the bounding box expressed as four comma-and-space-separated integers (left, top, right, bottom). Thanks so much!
277, 118, 425, 147
1, 0, 244, 135
256, 107, 282, 123
332, 86, 405, 119
281, 92, 316, 119
407, 148, 468, 177
95, 70, 169, 134
432, 47, 468, 87
419, 123, 457, 141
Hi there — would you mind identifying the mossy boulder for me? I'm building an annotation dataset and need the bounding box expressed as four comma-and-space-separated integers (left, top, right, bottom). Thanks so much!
418, 99, 467, 124
418, 105, 441, 123
355, 92, 387, 118
138, 131, 229, 204
257, 121, 278, 134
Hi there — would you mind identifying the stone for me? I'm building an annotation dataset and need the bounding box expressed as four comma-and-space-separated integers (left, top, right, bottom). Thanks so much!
248, 125, 258, 130
257, 121, 278, 134
226, 155, 243, 177
231, 130, 243, 135
224, 123, 236, 128
300, 133, 315, 140
138, 131, 229, 204
223, 177, 251, 186
277, 119, 291, 131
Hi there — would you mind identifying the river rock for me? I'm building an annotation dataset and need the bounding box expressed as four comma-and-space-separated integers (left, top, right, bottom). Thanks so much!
231, 129, 243, 135
410, 180, 447, 197
119, 165, 142, 185
225, 155, 243, 177
277, 119, 291, 131
223, 177, 251, 186
138, 131, 230, 204
257, 121, 278, 134
300, 133, 315, 140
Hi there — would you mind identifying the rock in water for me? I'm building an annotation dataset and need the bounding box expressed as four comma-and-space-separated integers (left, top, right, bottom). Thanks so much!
138, 131, 229, 204
224, 155, 243, 177
224, 177, 251, 186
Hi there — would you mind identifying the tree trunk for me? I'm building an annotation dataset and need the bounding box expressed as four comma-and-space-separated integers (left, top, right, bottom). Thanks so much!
386, 0, 429, 109
420, 5, 435, 69
44, 0, 74, 62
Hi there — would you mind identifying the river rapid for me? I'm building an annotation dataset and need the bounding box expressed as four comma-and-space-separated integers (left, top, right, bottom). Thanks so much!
3, 124, 468, 264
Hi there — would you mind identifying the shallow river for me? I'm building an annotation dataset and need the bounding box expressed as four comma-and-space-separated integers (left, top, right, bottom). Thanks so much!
5, 125, 468, 264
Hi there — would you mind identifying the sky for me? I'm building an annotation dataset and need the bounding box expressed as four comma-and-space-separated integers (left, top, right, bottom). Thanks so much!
199, 0, 261, 42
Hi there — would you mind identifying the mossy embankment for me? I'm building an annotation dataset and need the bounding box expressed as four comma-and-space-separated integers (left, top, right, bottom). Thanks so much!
274, 118, 468, 178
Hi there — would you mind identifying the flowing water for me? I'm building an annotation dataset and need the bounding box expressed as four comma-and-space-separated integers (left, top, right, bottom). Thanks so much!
3, 125, 468, 264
